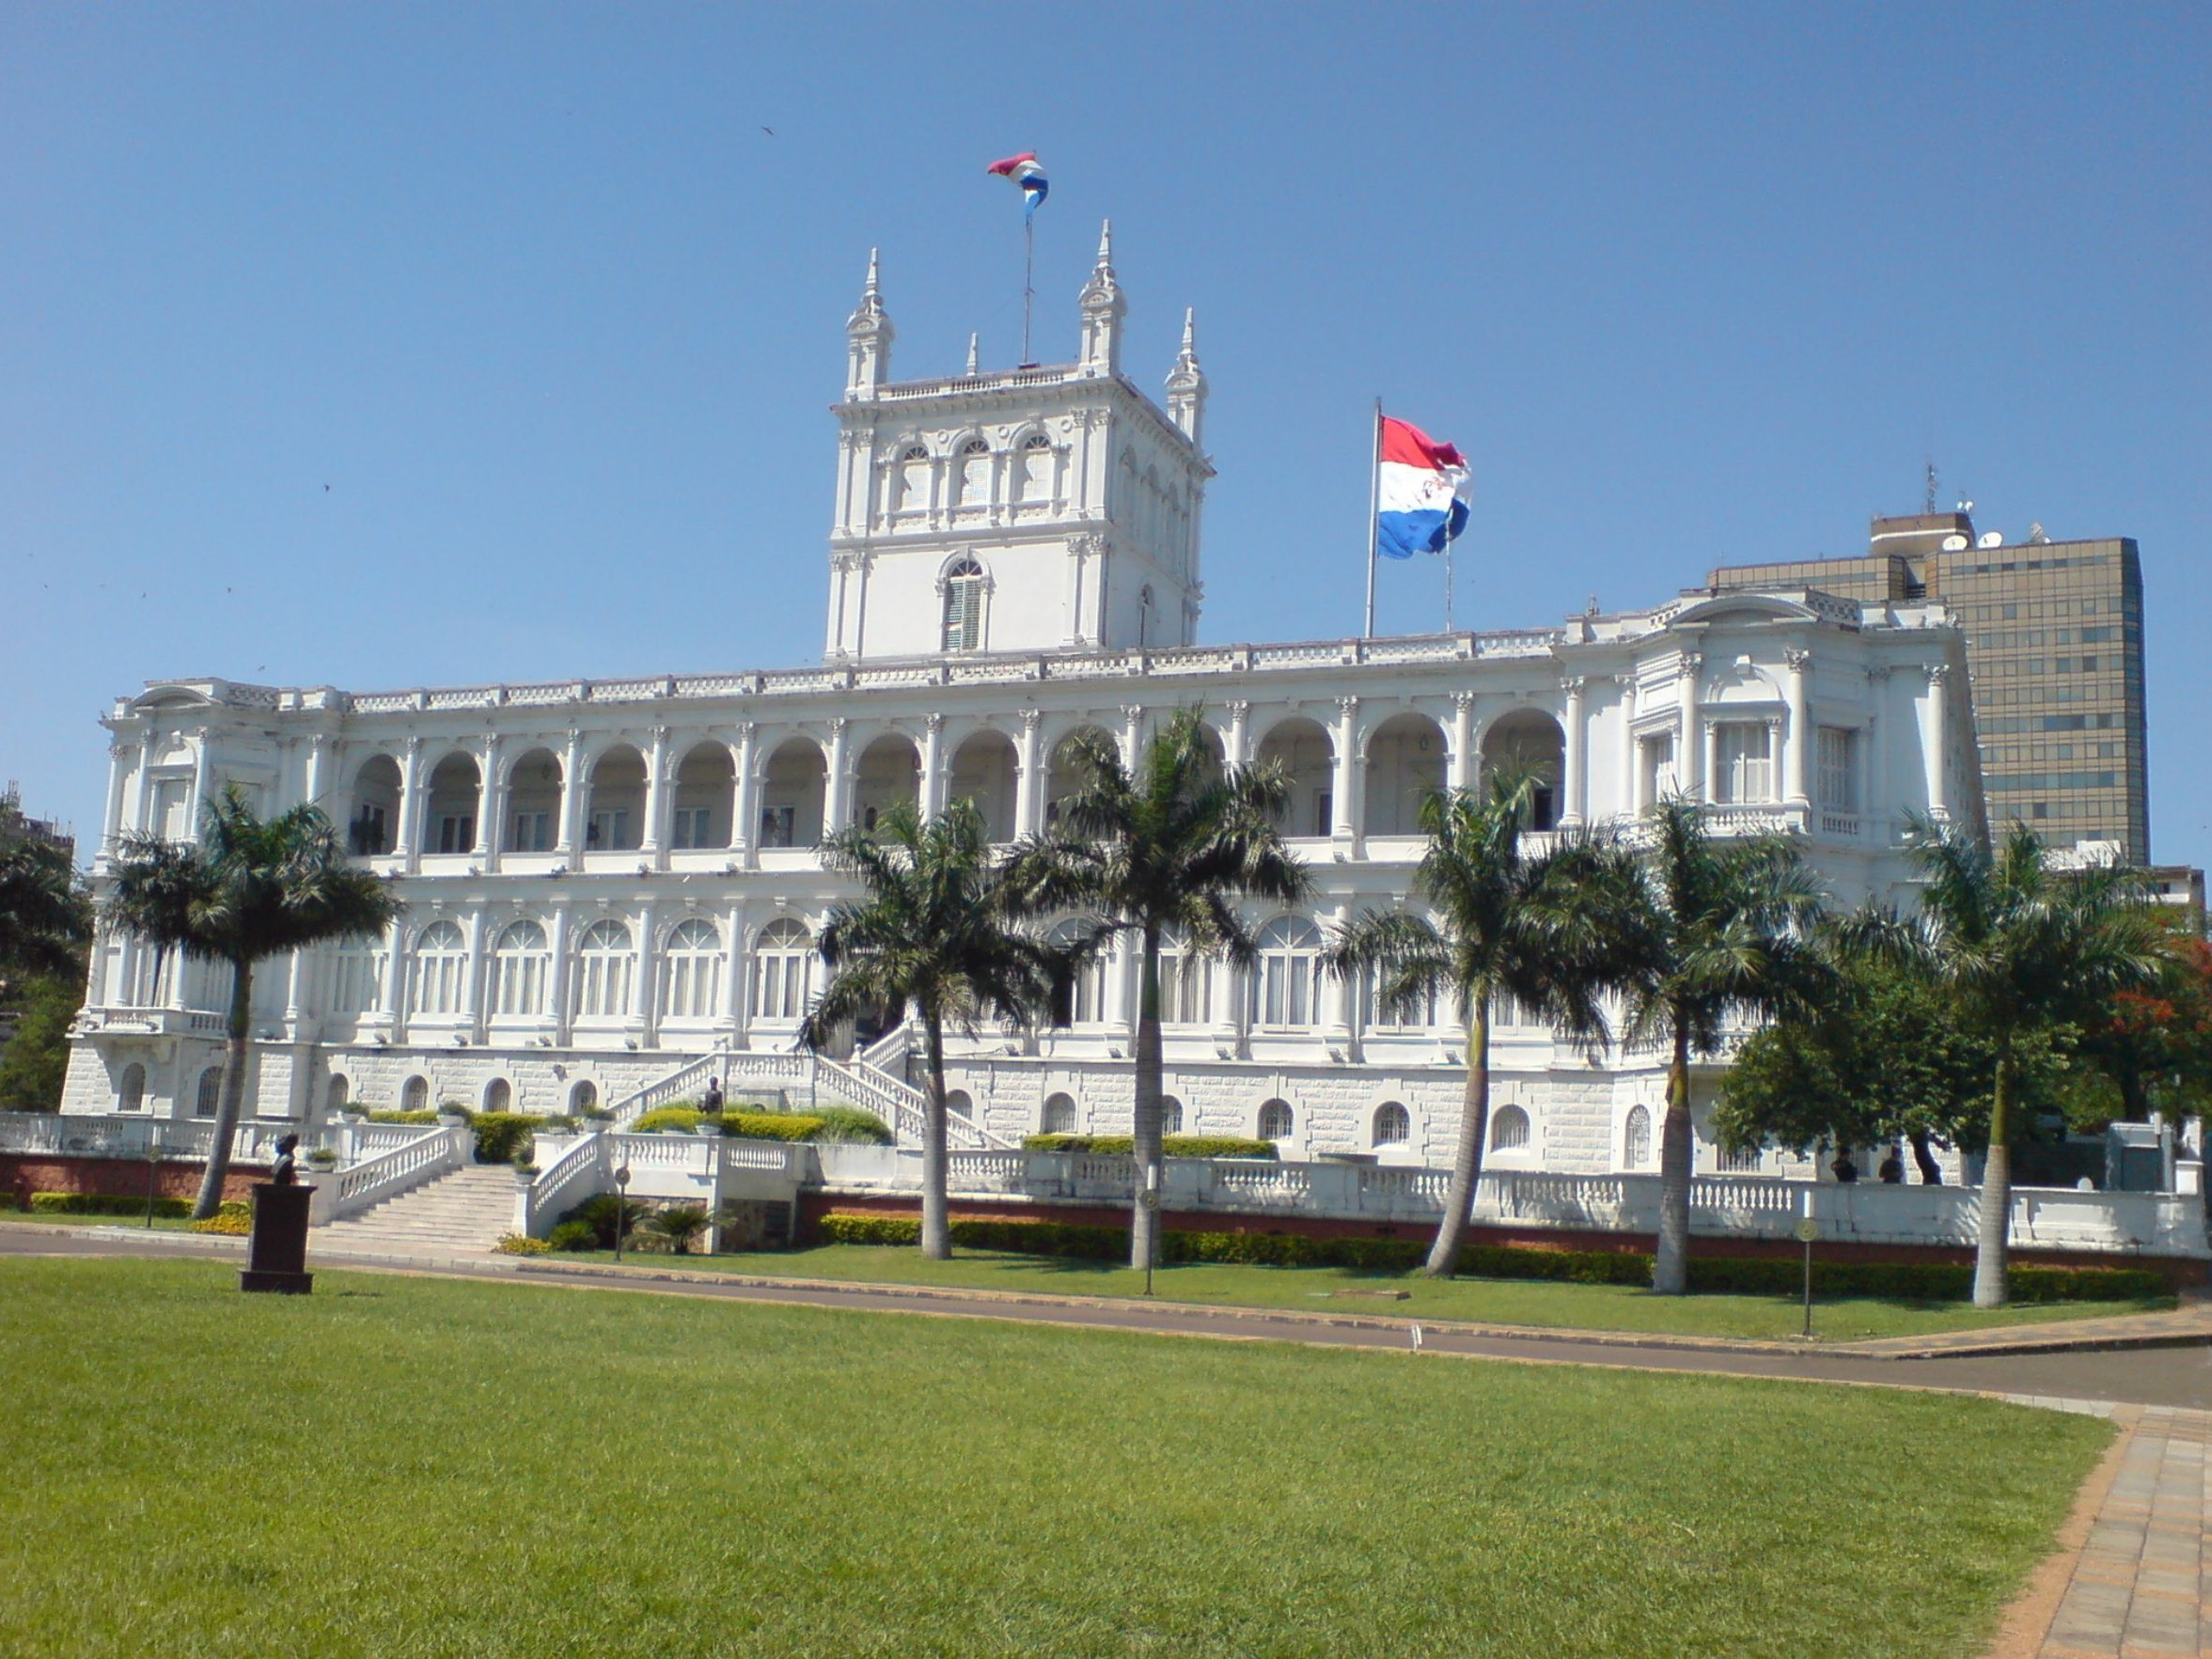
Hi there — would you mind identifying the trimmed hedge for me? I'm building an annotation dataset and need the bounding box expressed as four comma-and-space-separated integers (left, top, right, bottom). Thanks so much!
1022, 1134, 1279, 1161
631, 1105, 833, 1143
369, 1109, 441, 1125
30, 1191, 193, 1219
809, 1105, 897, 1146
812, 1213, 2171, 1303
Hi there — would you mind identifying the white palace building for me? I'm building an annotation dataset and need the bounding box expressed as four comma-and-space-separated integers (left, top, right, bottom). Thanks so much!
60, 228, 1985, 1175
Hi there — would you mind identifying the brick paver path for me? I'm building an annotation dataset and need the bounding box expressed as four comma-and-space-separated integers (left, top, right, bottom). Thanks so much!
1995, 1403, 2212, 1659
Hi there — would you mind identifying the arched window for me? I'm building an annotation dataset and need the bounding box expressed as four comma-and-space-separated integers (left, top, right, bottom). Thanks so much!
483, 1077, 512, 1115
1014, 430, 1053, 501
1160, 1094, 1184, 1135
1251, 917, 1324, 1028
1157, 929, 1211, 1026
195, 1066, 224, 1119
409, 920, 467, 1017
943, 556, 986, 652
660, 918, 723, 1021
1258, 1099, 1294, 1141
1041, 1092, 1077, 1135
489, 920, 550, 1018
896, 445, 930, 513
1363, 963, 1440, 1030
325, 1075, 349, 1119
1491, 1104, 1531, 1152
954, 437, 991, 506
400, 1075, 430, 1114
753, 918, 814, 1021
118, 1063, 147, 1113
1624, 1104, 1653, 1169
945, 1088, 975, 1123
569, 1080, 598, 1115
1373, 1102, 1411, 1148
1047, 920, 1106, 1026
328, 939, 385, 1017
572, 919, 635, 1020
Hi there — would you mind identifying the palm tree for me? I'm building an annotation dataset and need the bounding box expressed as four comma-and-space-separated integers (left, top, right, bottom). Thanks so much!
1329, 772, 1647, 1276
103, 786, 400, 1218
800, 799, 1064, 1260
1006, 708, 1310, 1271
0, 832, 91, 988
1887, 815, 2169, 1307
1622, 798, 1828, 1295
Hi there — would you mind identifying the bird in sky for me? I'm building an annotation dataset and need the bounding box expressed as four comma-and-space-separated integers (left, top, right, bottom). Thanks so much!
761, 126, 774, 136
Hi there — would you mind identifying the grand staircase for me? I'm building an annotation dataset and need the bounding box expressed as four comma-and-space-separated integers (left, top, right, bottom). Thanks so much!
314, 1165, 515, 1259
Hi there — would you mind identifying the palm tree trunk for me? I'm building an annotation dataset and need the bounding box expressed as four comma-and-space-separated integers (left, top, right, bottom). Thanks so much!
1423, 998, 1492, 1276
1652, 1014, 1695, 1295
1972, 1050, 2015, 1308
193, 957, 254, 1221
1908, 1129, 1943, 1185
919, 1011, 951, 1260
1129, 924, 1164, 1273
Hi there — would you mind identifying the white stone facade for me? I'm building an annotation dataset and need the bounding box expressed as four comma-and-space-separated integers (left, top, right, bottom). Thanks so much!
61, 235, 1985, 1176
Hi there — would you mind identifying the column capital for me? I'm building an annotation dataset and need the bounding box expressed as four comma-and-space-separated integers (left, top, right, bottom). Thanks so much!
924, 711, 945, 733
1783, 648, 1813, 673
1924, 663, 1951, 686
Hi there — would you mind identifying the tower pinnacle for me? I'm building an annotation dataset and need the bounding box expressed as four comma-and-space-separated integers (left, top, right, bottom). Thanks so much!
845, 247, 892, 397
1077, 219, 1125, 376
1166, 306, 1206, 443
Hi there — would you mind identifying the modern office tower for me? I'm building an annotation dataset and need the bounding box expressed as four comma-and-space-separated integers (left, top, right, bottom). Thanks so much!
1713, 512, 2148, 862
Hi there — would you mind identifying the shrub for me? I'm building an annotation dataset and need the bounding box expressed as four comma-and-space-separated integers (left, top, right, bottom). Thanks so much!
29, 1191, 192, 1219
719, 1111, 825, 1143
649, 1203, 713, 1255
495, 1233, 553, 1256
633, 1106, 704, 1135
809, 1213, 2169, 1304
438, 1103, 477, 1122
369, 1109, 440, 1125
306, 1149, 338, 1167
187, 1202, 254, 1236
1021, 1134, 1279, 1160
558, 1194, 650, 1250
808, 1105, 896, 1145
547, 1221, 598, 1252
470, 1112, 546, 1166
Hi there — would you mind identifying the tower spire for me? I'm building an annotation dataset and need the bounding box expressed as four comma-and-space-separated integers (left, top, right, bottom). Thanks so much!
965, 332, 980, 376
1077, 219, 1125, 376
1166, 305, 1206, 444
845, 247, 892, 397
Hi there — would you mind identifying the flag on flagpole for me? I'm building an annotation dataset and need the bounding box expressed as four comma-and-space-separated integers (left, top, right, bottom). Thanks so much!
986, 151, 1050, 219
1374, 415, 1471, 559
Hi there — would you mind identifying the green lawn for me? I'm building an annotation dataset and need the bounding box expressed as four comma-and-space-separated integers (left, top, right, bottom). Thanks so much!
0, 1257, 2105, 1659
564, 1241, 2174, 1342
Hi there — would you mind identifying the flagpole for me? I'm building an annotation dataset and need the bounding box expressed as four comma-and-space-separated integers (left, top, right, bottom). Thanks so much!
1362, 399, 1381, 637
1021, 215, 1035, 366
1445, 533, 1454, 633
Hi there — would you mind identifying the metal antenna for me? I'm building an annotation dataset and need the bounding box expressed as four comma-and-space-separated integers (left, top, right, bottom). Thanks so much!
1924, 458, 1938, 515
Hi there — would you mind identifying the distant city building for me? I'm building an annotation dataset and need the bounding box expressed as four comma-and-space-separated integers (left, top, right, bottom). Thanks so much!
0, 781, 74, 864
1711, 513, 2148, 862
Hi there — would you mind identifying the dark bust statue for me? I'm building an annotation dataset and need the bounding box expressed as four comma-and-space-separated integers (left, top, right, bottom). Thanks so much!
271, 1133, 300, 1186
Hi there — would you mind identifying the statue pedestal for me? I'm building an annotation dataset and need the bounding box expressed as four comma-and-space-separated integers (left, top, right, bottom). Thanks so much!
240, 1182, 315, 1294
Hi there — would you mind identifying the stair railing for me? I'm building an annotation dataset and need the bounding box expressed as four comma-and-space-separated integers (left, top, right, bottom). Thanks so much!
309, 1124, 466, 1228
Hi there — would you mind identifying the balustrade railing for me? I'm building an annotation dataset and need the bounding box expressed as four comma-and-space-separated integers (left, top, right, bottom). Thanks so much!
311, 1125, 465, 1227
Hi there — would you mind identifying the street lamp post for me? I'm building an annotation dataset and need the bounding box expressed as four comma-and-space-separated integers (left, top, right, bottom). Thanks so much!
613, 1165, 633, 1261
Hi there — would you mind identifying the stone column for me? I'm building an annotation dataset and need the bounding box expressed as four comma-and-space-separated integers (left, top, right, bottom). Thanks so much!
641, 726, 672, 863
1223, 699, 1251, 769
100, 741, 134, 869
128, 728, 155, 838
556, 731, 587, 857
1013, 709, 1044, 837
1322, 901, 1355, 1053
463, 908, 490, 1041
632, 903, 658, 1040
1783, 649, 1812, 809
1561, 677, 1587, 827
393, 737, 425, 869
1677, 653, 1704, 801
1331, 696, 1360, 843
730, 724, 759, 864
1922, 664, 1950, 820
824, 718, 853, 834
919, 713, 947, 819
1121, 703, 1146, 773
1867, 666, 1891, 829
546, 905, 573, 1043
1449, 693, 1476, 792
381, 917, 409, 1040
479, 735, 509, 870
722, 899, 750, 1047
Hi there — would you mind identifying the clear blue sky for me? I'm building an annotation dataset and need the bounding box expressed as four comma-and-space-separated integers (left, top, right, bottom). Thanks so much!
5, 5, 2206, 866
